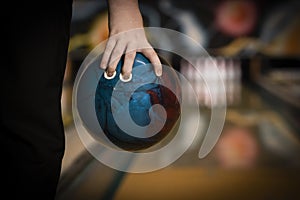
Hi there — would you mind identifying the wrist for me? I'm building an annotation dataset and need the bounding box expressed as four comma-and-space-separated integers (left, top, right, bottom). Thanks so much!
107, 0, 143, 34
109, 19, 143, 35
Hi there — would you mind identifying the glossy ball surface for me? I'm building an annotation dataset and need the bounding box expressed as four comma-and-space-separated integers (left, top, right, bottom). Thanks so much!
95, 53, 181, 151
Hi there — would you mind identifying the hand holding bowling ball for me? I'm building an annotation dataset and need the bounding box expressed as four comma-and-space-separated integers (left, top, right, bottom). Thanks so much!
95, 53, 181, 151
100, 0, 161, 79
100, 28, 162, 77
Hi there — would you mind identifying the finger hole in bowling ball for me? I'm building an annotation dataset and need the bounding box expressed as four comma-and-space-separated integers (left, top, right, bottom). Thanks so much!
94, 53, 181, 152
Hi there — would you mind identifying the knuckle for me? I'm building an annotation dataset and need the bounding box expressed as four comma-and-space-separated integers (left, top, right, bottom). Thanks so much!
125, 53, 135, 59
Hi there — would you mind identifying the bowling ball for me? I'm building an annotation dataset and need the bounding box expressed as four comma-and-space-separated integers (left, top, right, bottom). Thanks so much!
95, 53, 181, 151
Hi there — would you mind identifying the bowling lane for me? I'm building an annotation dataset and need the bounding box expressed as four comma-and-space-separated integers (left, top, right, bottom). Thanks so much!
56, 81, 300, 200
114, 168, 299, 200
112, 82, 300, 200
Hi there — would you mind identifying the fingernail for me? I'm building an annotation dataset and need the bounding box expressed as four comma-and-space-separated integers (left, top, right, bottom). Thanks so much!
156, 69, 162, 76
119, 73, 132, 82
104, 71, 116, 79
123, 75, 130, 80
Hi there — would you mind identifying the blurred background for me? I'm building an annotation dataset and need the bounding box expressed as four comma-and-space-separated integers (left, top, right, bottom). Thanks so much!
57, 0, 300, 199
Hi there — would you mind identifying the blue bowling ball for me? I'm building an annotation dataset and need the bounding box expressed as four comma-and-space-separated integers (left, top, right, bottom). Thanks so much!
95, 53, 181, 151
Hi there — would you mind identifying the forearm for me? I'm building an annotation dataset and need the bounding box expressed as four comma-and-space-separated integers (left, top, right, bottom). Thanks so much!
107, 0, 143, 34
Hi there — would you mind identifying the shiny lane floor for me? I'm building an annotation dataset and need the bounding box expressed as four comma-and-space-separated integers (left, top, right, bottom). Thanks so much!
56, 84, 300, 200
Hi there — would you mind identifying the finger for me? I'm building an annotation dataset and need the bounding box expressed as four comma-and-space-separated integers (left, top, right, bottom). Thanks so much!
121, 50, 136, 81
142, 48, 162, 76
100, 39, 116, 69
104, 70, 117, 80
106, 41, 125, 77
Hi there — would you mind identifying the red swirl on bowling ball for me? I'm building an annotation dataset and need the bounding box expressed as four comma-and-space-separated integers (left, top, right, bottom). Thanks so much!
95, 53, 181, 151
